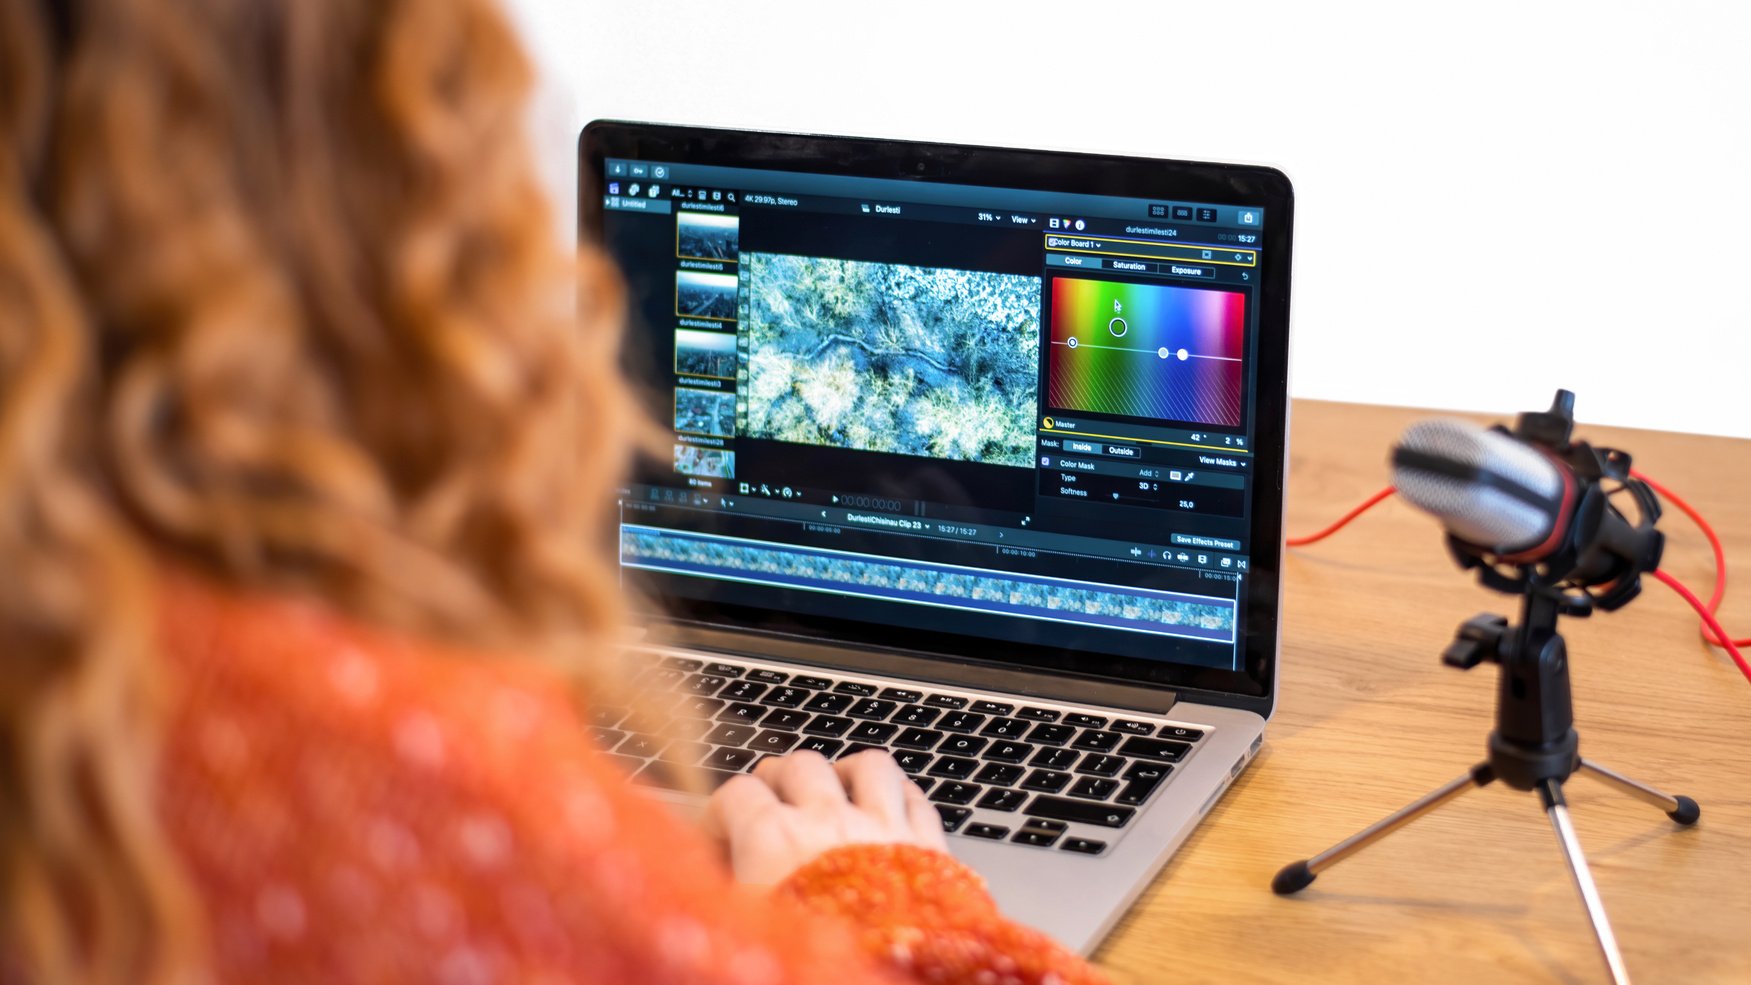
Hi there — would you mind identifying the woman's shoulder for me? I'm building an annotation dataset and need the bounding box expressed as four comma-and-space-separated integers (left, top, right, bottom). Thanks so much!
150, 575, 716, 980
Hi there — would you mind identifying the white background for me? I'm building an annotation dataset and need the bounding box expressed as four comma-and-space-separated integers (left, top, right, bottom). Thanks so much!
504, 0, 1750, 439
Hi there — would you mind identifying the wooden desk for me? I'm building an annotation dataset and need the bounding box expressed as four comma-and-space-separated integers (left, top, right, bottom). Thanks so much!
1095, 399, 1751, 983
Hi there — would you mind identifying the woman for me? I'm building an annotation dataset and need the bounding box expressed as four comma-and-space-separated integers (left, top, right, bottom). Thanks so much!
0, 1, 1108, 983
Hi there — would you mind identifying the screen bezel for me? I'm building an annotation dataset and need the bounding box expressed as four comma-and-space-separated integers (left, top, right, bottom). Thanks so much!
580, 120, 1292, 716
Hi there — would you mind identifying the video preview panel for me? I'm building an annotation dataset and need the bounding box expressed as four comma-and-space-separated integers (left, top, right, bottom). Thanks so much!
1047, 277, 1246, 427
741, 254, 1041, 468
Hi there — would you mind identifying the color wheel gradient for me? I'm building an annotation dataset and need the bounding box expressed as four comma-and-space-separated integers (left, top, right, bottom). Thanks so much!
1047, 277, 1246, 426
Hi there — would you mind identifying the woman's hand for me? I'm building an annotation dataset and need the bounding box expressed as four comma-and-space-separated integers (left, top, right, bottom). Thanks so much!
705, 749, 949, 885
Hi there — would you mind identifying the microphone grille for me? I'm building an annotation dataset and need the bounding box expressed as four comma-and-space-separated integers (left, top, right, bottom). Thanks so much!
1393, 418, 1565, 551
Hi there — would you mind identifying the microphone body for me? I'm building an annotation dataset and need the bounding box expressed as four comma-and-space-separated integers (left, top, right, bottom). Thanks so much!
1392, 419, 1570, 557
1387, 394, 1663, 611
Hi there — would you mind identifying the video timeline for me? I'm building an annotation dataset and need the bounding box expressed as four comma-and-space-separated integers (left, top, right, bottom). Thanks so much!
622, 524, 1238, 643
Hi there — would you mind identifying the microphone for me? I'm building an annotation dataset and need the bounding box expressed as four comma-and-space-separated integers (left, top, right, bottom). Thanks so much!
1391, 418, 1572, 558
1388, 392, 1664, 611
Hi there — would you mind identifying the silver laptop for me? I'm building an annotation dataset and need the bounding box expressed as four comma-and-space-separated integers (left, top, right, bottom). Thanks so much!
580, 122, 1294, 953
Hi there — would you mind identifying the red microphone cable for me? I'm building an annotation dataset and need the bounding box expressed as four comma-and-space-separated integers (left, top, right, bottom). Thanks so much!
1285, 475, 1749, 684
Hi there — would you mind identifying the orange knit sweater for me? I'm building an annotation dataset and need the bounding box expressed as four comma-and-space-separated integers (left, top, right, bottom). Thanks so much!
156, 580, 1109, 984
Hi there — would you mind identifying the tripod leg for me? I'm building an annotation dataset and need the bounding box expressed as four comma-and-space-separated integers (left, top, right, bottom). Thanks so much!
1272, 763, 1493, 895
1577, 759, 1701, 825
1540, 779, 1632, 985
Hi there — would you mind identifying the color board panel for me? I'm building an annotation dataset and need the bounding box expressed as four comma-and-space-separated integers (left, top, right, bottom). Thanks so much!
1046, 277, 1245, 427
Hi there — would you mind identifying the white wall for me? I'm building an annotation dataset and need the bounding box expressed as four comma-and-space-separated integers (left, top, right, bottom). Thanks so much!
504, 0, 1751, 439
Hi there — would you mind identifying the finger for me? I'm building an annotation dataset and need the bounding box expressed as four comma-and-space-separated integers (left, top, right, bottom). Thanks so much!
833, 749, 909, 825
902, 776, 949, 849
704, 773, 781, 846
764, 750, 852, 811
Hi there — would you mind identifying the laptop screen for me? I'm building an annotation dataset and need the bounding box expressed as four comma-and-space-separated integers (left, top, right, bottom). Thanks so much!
584, 124, 1291, 704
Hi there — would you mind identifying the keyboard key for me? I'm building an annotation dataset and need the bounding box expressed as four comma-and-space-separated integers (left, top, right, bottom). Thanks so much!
891, 750, 933, 774
1117, 763, 1172, 806
1064, 714, 1109, 729
748, 669, 789, 684
802, 715, 852, 737
748, 730, 801, 755
659, 741, 710, 764
702, 746, 758, 771
894, 705, 941, 727
618, 734, 666, 759
971, 700, 1015, 715
717, 702, 766, 724
973, 762, 1025, 785
833, 681, 877, 696
661, 657, 704, 673
790, 675, 833, 690
678, 696, 726, 719
1118, 737, 1192, 762
1027, 724, 1075, 746
910, 776, 936, 794
980, 717, 1030, 739
929, 781, 982, 806
1112, 719, 1156, 735
1061, 838, 1107, 855
983, 740, 1034, 764
1024, 795, 1135, 828
1017, 707, 1061, 722
671, 719, 711, 740
1158, 726, 1205, 742
590, 707, 628, 727
923, 694, 968, 709
705, 662, 746, 678
1030, 747, 1079, 770
794, 736, 844, 757
641, 668, 685, 689
894, 727, 944, 750
1076, 754, 1126, 777
1021, 769, 1071, 793
589, 727, 626, 749
760, 687, 809, 708
720, 680, 768, 702
605, 753, 644, 774
939, 712, 986, 734
760, 709, 810, 731
939, 735, 988, 757
1071, 730, 1122, 753
975, 785, 1028, 811
703, 723, 756, 747
1068, 777, 1119, 801
879, 687, 923, 703
803, 693, 853, 714
683, 674, 730, 696
839, 743, 885, 760
926, 756, 979, 779
847, 699, 899, 721
965, 823, 1010, 840
935, 804, 970, 831
846, 722, 897, 744
1012, 825, 1064, 847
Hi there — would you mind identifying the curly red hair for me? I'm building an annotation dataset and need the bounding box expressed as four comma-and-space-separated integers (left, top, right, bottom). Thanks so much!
0, 1, 649, 981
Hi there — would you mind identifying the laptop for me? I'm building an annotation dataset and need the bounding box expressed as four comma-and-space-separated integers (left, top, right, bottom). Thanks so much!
579, 121, 1294, 953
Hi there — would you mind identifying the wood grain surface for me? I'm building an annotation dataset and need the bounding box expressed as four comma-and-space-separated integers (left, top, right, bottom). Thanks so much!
1093, 399, 1751, 984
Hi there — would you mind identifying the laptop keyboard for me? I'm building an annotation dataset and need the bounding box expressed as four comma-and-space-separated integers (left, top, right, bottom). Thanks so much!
592, 655, 1207, 857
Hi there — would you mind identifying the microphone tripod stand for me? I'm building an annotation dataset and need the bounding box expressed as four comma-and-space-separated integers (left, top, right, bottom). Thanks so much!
1272, 392, 1692, 985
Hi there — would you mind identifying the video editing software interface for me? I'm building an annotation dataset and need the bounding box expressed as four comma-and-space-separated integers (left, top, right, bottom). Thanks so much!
600, 156, 1269, 673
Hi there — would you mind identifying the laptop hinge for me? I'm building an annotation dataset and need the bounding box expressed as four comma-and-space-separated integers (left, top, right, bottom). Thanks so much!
649, 623, 1181, 716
